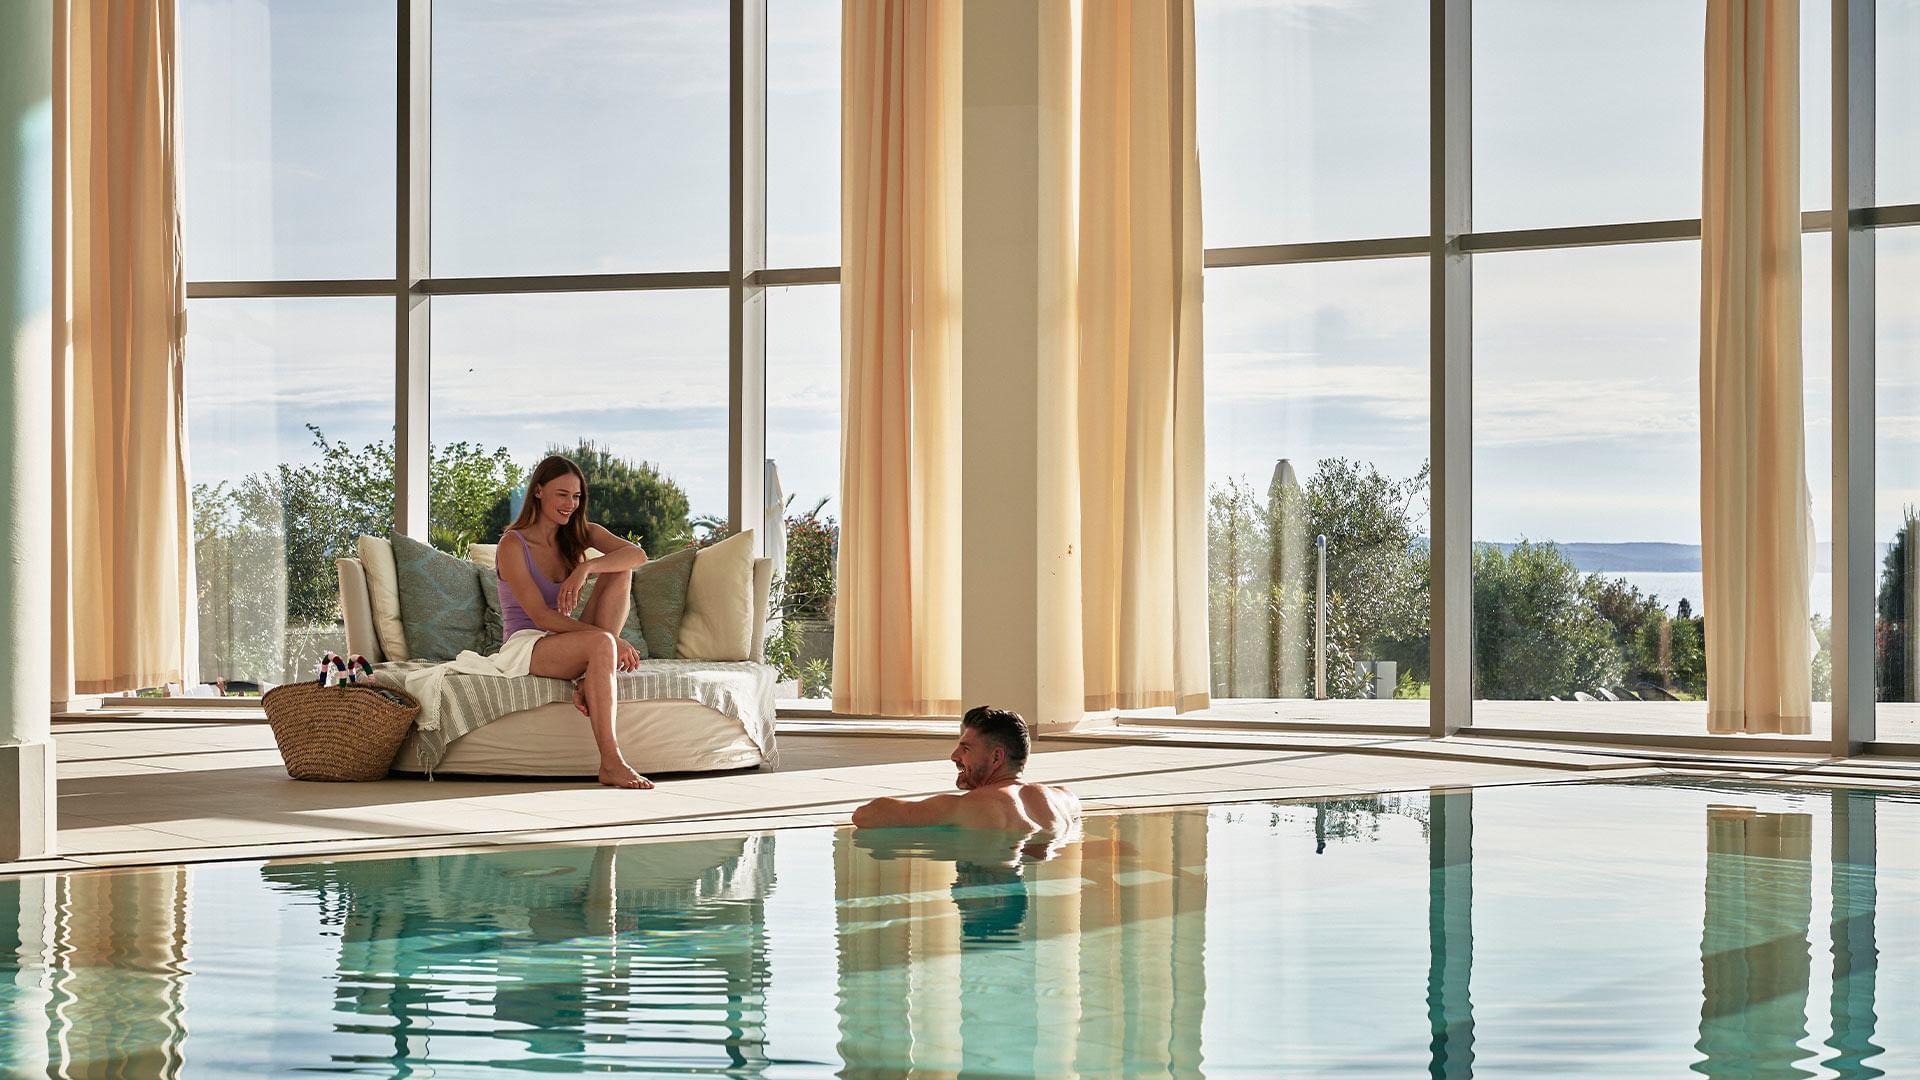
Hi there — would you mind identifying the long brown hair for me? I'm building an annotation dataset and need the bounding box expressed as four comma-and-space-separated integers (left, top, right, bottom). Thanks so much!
508, 455, 592, 572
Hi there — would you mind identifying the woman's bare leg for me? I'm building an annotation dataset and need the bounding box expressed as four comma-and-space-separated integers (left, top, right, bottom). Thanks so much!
575, 571, 636, 715
582, 570, 634, 635
530, 630, 652, 790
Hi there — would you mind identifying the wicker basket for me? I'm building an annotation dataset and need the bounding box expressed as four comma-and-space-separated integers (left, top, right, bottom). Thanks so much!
262, 682, 422, 782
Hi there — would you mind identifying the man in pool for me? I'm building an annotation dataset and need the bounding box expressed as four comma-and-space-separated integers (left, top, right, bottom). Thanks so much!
850, 705, 1082, 835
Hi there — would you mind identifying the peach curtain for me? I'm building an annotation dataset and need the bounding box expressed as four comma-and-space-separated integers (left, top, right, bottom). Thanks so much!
833, 0, 962, 716
1700, 0, 1811, 734
56, 0, 195, 694
1078, 0, 1210, 713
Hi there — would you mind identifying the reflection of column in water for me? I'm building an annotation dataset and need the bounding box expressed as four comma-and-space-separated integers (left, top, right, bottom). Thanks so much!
1694, 806, 1813, 1079
1427, 790, 1474, 1080
3, 868, 192, 1077
1825, 791, 1883, 1076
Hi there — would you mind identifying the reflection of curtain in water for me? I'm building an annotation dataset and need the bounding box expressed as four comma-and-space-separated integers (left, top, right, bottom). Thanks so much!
833, 833, 964, 1077
1074, 812, 1207, 1078
832, 813, 1207, 1078
1427, 790, 1474, 1080
1, 868, 191, 1077
1824, 791, 1883, 1078
1694, 806, 1814, 1080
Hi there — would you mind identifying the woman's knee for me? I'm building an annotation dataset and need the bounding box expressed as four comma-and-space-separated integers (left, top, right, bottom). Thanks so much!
585, 629, 618, 669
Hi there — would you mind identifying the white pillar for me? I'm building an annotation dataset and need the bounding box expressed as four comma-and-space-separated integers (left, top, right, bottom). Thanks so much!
959, 0, 1083, 731
0, 0, 58, 861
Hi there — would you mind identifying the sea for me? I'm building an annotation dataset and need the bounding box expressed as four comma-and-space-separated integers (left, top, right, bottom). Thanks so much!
1606, 571, 1835, 619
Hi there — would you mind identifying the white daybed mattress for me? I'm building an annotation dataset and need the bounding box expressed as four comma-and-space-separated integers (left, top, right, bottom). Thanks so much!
392, 697, 770, 777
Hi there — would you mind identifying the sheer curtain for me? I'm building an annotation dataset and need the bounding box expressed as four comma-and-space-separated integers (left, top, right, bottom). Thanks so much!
1078, 0, 1210, 712
833, 0, 963, 716
1700, 0, 1811, 733
56, 0, 196, 694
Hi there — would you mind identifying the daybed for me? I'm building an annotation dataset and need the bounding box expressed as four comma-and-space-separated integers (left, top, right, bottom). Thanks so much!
336, 534, 778, 778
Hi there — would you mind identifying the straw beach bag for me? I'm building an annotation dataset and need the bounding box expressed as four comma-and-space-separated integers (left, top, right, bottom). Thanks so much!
263, 673, 421, 782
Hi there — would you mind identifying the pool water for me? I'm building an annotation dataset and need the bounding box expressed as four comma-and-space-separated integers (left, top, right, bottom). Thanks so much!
1, 779, 1916, 1077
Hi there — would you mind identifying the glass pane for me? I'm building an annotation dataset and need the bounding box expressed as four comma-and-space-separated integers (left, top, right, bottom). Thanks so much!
429, 291, 730, 556
1196, 0, 1427, 247
1878, 228, 1920, 737
180, 0, 396, 280
768, 0, 841, 269
1803, 0, 1831, 212
1203, 259, 1431, 706
1474, 0, 1703, 231
766, 284, 840, 701
186, 298, 393, 689
1884, 0, 1920, 206
1474, 242, 1828, 738
432, 1, 730, 276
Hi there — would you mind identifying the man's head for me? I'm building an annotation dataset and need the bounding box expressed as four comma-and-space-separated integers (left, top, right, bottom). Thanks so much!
951, 705, 1030, 789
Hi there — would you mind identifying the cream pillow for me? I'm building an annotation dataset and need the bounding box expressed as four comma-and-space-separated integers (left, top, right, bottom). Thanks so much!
356, 535, 411, 661
467, 543, 498, 571
676, 530, 756, 661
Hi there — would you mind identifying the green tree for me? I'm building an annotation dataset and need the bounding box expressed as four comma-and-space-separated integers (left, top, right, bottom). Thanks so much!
1877, 509, 1917, 700
193, 428, 529, 683
1472, 542, 1623, 699
1207, 458, 1429, 699
484, 440, 693, 554
430, 441, 524, 554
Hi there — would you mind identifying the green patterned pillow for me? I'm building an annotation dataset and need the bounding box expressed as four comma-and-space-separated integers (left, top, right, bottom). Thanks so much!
479, 570, 504, 656
390, 533, 490, 661
631, 546, 698, 659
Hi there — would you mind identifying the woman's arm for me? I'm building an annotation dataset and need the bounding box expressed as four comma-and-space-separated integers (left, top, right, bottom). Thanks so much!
497, 532, 602, 635
555, 524, 651, 616
578, 523, 650, 573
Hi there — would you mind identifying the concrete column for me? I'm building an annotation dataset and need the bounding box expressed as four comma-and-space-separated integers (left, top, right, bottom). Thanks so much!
0, 0, 58, 861
960, 0, 1083, 731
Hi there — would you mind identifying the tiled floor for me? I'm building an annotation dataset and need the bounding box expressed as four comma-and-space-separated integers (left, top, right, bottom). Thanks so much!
9, 713, 1920, 877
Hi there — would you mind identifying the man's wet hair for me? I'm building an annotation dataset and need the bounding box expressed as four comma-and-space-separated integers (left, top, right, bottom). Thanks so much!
961, 705, 1030, 772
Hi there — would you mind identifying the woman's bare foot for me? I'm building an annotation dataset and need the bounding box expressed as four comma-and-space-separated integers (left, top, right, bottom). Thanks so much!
598, 760, 653, 789
572, 681, 589, 718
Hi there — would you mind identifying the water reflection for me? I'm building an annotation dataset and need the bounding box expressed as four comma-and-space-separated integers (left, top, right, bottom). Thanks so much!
0, 785, 1907, 1076
835, 814, 1208, 1078
259, 836, 776, 1074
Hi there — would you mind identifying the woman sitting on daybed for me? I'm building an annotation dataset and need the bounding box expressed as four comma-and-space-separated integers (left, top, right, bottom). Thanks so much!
494, 454, 654, 790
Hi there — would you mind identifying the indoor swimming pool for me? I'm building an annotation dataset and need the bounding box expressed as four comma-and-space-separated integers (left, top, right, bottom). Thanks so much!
0, 778, 1913, 1077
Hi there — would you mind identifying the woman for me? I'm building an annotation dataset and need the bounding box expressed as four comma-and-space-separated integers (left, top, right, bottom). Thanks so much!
494, 454, 653, 789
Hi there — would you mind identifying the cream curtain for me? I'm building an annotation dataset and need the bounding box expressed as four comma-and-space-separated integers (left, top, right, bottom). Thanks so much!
1078, 0, 1210, 713
55, 0, 195, 694
833, 0, 963, 716
1700, 0, 1811, 734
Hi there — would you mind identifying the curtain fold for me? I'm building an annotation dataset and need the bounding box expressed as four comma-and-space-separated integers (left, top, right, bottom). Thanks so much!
1077, 0, 1210, 713
833, 0, 962, 716
56, 0, 195, 694
1700, 0, 1810, 734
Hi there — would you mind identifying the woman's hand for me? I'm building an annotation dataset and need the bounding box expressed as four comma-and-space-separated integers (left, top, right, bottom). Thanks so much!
616, 637, 641, 672
557, 567, 588, 616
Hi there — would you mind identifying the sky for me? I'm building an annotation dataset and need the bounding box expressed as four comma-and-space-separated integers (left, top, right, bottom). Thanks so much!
179, 0, 1918, 549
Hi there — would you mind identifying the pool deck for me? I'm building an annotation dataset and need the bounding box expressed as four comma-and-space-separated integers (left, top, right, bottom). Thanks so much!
8, 711, 1920, 877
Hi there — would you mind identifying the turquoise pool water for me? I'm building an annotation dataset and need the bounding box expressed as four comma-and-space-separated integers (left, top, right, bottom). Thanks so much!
1, 779, 1915, 1077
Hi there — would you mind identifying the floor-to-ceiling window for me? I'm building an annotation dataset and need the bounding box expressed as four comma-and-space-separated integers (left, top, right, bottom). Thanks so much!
178, 0, 840, 695
180, 0, 397, 689
1190, 0, 1909, 747
1195, 0, 1432, 717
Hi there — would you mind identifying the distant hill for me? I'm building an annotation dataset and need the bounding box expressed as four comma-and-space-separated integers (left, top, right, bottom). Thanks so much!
1469, 541, 1882, 573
